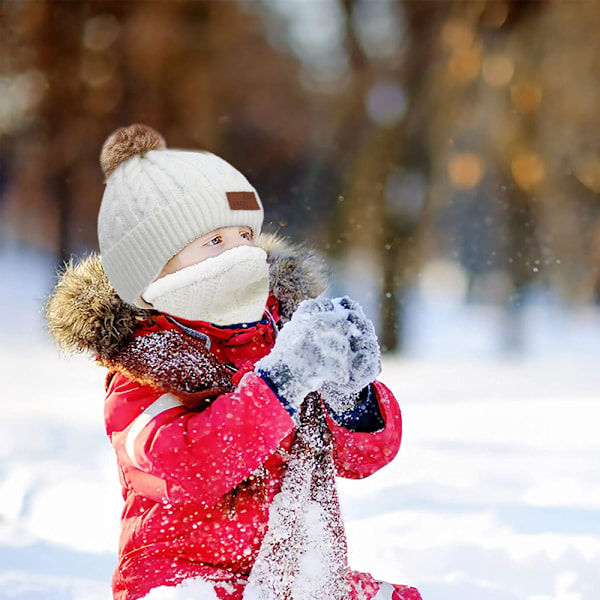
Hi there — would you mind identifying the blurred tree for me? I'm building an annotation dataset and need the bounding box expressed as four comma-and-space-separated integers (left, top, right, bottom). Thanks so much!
329, 0, 450, 352
2, 0, 600, 355
410, 0, 600, 348
0, 0, 320, 263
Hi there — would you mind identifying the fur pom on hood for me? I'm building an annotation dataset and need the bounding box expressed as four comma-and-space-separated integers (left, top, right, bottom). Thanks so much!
46, 233, 328, 360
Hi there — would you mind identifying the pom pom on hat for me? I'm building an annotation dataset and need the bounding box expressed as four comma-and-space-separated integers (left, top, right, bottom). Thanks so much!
100, 124, 166, 179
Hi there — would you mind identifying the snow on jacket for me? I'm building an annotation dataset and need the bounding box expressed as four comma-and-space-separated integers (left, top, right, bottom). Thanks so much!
46, 234, 403, 600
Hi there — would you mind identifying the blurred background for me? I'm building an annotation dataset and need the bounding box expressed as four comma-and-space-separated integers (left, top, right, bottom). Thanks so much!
2, 0, 600, 356
3, 3, 600, 600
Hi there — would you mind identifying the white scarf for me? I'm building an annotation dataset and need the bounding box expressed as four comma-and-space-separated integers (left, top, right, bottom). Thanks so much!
142, 245, 270, 325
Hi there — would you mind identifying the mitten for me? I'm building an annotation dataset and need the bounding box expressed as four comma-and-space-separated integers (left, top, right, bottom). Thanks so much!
255, 296, 380, 418
317, 296, 381, 414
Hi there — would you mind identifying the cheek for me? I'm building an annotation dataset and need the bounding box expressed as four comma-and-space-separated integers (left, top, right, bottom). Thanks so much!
158, 255, 180, 278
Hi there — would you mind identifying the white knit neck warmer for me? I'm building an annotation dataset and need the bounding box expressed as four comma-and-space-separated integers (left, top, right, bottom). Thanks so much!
142, 245, 270, 325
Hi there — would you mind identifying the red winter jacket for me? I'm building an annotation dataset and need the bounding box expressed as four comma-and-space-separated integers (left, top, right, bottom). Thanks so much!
104, 306, 402, 600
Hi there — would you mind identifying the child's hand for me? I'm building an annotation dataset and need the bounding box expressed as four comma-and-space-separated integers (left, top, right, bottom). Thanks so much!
255, 296, 380, 414
315, 297, 381, 412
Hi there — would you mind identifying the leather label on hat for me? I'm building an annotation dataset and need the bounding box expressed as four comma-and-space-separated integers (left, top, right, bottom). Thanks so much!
226, 191, 260, 211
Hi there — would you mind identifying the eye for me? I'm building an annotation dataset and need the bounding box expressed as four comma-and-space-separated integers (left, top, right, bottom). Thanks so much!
206, 235, 222, 246
240, 230, 253, 241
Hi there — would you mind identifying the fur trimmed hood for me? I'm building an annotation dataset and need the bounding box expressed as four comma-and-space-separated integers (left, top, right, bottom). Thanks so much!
46, 233, 328, 360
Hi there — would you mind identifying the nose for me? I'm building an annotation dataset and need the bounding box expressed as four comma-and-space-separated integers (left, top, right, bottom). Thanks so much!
222, 233, 252, 253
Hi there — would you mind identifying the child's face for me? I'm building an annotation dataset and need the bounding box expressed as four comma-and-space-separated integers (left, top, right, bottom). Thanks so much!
157, 226, 254, 279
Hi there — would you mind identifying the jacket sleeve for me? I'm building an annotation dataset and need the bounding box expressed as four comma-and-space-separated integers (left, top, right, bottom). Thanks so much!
105, 371, 295, 506
324, 380, 402, 479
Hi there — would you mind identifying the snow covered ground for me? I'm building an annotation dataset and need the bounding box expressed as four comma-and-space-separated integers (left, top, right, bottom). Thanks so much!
1, 246, 599, 600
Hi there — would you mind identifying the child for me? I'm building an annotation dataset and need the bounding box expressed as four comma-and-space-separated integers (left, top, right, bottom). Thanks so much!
46, 124, 422, 600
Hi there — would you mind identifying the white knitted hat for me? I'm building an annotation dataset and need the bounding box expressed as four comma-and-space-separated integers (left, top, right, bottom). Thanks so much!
97, 124, 264, 306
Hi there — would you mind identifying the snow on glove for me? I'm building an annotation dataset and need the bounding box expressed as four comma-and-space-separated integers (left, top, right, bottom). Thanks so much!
255, 296, 380, 417
317, 296, 381, 415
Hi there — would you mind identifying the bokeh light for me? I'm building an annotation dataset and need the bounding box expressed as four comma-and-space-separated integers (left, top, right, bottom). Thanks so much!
448, 152, 485, 190
574, 154, 600, 194
365, 80, 407, 126
482, 53, 514, 88
441, 19, 476, 52
82, 14, 120, 51
510, 81, 543, 114
448, 45, 483, 83
511, 152, 546, 192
